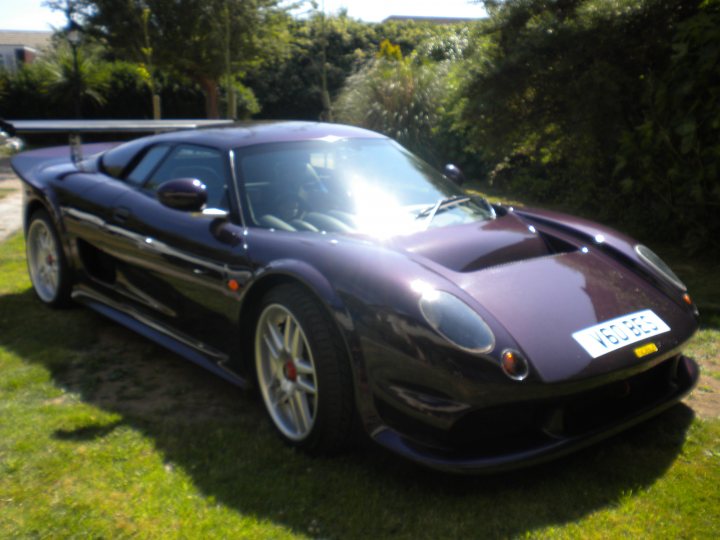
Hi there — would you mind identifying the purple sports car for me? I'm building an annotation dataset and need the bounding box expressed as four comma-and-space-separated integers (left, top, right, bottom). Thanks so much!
12, 122, 699, 472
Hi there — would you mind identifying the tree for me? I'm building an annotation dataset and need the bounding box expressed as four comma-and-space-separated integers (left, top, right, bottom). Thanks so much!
43, 0, 85, 25
64, 0, 290, 118
39, 44, 110, 114
616, 0, 720, 250
456, 0, 698, 199
453, 0, 719, 250
245, 11, 377, 120
245, 12, 473, 122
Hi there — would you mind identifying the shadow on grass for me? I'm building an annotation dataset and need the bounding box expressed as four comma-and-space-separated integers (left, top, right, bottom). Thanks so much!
0, 288, 696, 539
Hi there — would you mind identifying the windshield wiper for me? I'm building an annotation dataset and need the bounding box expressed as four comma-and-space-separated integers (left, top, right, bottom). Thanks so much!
415, 195, 472, 227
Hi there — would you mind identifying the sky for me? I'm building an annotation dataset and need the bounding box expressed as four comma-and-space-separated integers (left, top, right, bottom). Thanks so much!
0, 0, 486, 31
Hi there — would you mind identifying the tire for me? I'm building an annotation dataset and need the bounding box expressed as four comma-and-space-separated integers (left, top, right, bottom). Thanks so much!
254, 284, 355, 454
25, 209, 72, 308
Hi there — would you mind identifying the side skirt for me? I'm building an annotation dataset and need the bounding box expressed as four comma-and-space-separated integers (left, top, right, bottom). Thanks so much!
72, 289, 249, 389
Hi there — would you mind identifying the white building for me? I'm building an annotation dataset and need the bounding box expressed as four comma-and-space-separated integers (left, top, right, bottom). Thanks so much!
0, 30, 52, 72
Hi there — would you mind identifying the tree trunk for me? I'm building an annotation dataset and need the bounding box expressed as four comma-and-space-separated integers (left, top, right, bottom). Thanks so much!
198, 76, 220, 119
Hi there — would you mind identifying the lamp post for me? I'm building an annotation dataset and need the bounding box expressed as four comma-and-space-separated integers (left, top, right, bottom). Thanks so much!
319, 0, 332, 122
66, 21, 82, 118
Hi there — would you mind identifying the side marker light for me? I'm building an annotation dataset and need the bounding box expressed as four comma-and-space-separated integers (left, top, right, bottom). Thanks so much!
501, 350, 529, 381
227, 279, 240, 292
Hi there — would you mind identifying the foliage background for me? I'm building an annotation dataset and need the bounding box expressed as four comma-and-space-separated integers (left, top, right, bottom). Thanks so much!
452, 0, 720, 252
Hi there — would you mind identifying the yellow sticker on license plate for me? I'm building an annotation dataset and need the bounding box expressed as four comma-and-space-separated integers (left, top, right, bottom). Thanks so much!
634, 342, 658, 358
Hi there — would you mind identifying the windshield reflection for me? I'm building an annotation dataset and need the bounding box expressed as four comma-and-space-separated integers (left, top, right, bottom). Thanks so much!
235, 138, 494, 237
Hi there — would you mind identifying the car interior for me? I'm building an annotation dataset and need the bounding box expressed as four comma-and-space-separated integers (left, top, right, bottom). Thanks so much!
240, 151, 357, 233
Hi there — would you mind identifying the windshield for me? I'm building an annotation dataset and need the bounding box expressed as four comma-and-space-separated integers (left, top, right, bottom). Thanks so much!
235, 138, 494, 237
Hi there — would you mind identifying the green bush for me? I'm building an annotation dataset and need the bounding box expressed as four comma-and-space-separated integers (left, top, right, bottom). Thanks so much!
0, 60, 54, 119
333, 34, 476, 167
335, 46, 449, 163
0, 44, 207, 120
245, 14, 474, 122
452, 0, 718, 251
616, 0, 720, 251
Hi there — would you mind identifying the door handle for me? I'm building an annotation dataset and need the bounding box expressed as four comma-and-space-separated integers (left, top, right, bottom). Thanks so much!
113, 207, 130, 224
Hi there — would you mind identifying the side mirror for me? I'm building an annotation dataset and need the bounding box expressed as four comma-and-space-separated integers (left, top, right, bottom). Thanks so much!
444, 164, 466, 186
157, 178, 207, 212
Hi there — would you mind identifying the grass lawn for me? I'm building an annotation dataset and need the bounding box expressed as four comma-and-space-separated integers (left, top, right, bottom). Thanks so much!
1, 226, 719, 538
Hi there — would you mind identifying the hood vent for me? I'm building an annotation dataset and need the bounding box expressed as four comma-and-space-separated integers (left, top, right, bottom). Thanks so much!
393, 213, 569, 273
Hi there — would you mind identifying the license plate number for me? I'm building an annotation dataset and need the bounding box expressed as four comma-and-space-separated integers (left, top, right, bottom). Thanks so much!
572, 309, 670, 358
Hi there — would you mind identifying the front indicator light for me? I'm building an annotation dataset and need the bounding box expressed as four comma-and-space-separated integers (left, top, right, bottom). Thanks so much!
227, 279, 240, 292
501, 349, 529, 381
682, 293, 693, 305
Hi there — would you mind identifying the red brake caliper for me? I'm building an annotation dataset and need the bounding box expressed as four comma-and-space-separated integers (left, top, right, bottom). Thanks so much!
284, 361, 297, 381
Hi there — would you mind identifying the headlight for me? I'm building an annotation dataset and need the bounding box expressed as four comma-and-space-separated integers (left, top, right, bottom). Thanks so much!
635, 244, 686, 291
418, 289, 495, 353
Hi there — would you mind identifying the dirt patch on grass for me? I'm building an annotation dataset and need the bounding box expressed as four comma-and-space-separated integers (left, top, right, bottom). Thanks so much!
684, 327, 720, 419
0, 158, 23, 242
688, 340, 720, 419
688, 374, 720, 419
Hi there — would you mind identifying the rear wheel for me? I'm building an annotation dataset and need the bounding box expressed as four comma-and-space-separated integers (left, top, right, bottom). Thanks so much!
254, 284, 354, 453
26, 209, 72, 307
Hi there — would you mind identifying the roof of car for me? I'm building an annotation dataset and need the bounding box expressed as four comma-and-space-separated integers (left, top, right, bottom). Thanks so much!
143, 121, 387, 150
100, 121, 388, 178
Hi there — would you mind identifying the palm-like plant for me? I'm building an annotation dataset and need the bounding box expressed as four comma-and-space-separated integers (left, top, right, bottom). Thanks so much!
37, 45, 110, 115
335, 41, 449, 163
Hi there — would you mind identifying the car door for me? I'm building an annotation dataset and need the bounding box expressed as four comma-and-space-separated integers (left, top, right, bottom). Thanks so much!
56, 164, 141, 288
107, 144, 251, 357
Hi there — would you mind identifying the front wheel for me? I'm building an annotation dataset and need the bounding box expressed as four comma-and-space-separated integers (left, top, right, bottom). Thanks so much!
26, 209, 72, 308
254, 284, 355, 454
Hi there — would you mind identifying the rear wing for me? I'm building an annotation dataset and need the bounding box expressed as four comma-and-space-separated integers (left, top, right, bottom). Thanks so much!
6, 119, 233, 165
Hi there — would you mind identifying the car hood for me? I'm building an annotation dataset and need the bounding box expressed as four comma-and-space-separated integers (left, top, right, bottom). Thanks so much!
453, 250, 696, 383
369, 213, 694, 383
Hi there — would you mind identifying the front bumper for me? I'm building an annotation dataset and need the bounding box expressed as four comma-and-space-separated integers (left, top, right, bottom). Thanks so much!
370, 354, 699, 473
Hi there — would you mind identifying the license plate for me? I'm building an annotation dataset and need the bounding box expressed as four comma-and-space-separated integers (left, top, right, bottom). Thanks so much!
572, 309, 670, 359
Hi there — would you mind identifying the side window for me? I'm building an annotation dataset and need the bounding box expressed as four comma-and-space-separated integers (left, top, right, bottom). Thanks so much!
146, 145, 229, 210
125, 145, 170, 186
